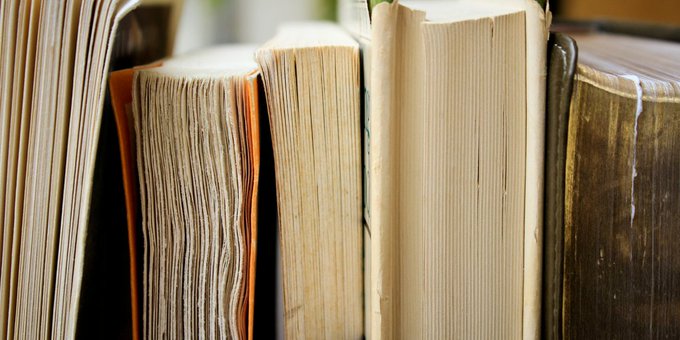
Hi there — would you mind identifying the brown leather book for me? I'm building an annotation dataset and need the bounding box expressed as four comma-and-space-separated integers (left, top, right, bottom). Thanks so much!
544, 27, 680, 339
542, 32, 577, 340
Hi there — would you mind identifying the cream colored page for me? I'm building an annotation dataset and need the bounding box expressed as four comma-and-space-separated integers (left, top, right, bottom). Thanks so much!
10, 2, 36, 338
133, 69, 249, 339
338, 2, 373, 336
33, 1, 69, 338
504, 2, 549, 339
257, 24, 363, 339
420, 11, 526, 338
362, 44, 373, 339
469, 3, 550, 338
395, 6, 426, 339
369, 1, 548, 339
403, 2, 550, 338
50, 0, 100, 335
368, 3, 400, 339
0, 0, 12, 262
63, 0, 131, 335
59, 0, 141, 338
0, 1, 29, 338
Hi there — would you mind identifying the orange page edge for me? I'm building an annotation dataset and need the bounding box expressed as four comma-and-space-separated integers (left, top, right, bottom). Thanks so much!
109, 62, 161, 340
246, 71, 261, 340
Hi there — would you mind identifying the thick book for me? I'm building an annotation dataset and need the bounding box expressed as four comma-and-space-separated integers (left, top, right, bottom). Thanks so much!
541, 32, 577, 340
0, 0, 180, 339
118, 46, 262, 339
341, 0, 550, 337
256, 23, 364, 339
112, 22, 363, 339
542, 21, 680, 339
563, 32, 680, 338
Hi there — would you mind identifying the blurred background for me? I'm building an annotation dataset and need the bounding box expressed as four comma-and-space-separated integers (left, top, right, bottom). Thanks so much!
174, 0, 680, 54
174, 0, 337, 53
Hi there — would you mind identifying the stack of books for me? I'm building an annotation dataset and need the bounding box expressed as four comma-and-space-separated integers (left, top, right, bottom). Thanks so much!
1, 0, 679, 338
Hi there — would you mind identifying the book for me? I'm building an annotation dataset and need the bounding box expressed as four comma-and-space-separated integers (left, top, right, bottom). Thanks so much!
256, 23, 364, 339
339, 0, 550, 337
553, 32, 680, 338
122, 46, 261, 339
0, 0, 180, 338
113, 21, 363, 339
8, 0, 680, 338
541, 32, 577, 340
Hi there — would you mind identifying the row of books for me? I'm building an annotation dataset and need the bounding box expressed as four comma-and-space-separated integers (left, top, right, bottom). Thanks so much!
1, 0, 679, 338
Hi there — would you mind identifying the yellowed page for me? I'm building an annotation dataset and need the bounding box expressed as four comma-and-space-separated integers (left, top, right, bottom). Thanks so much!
368, 1, 549, 338
368, 4, 400, 339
